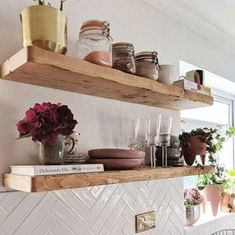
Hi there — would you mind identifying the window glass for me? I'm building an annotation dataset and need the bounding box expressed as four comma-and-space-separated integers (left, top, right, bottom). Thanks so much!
181, 101, 230, 125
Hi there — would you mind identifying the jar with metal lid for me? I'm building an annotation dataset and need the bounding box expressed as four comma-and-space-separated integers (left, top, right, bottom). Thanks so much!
112, 42, 136, 74
135, 51, 160, 80
77, 19, 113, 67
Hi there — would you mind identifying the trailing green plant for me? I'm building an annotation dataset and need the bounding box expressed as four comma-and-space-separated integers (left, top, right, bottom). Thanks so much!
194, 126, 235, 189
179, 127, 225, 166
197, 164, 226, 190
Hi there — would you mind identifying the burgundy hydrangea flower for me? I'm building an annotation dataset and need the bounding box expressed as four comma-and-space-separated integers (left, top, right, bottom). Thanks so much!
17, 102, 78, 145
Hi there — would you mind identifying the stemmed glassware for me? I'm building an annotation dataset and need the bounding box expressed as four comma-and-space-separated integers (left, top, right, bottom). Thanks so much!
147, 113, 161, 167
159, 115, 172, 167
127, 114, 172, 168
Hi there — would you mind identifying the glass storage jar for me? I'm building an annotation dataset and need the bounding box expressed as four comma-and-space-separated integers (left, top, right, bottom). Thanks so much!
135, 51, 160, 80
112, 42, 136, 74
77, 19, 113, 67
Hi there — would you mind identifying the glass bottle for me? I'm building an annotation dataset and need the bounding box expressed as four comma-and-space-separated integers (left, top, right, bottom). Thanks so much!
112, 42, 136, 74
77, 20, 113, 67
135, 51, 160, 80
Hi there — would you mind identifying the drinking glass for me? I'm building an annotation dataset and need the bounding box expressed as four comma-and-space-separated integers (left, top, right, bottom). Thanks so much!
126, 117, 148, 151
136, 118, 148, 151
147, 113, 161, 167
127, 118, 139, 150
159, 115, 172, 167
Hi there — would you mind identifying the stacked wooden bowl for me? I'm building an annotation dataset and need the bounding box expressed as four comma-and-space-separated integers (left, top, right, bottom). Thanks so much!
88, 149, 145, 170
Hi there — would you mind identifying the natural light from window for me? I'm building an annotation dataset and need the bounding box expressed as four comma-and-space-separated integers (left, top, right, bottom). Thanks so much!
180, 60, 235, 170
181, 101, 230, 125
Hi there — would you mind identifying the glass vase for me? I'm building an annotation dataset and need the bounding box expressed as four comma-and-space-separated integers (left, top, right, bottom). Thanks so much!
39, 135, 65, 165
184, 204, 200, 226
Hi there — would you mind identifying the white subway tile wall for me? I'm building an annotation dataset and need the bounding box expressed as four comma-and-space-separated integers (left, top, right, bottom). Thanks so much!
0, 178, 184, 235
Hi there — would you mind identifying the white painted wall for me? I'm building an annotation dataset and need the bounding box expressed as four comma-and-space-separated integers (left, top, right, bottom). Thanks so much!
0, 0, 234, 234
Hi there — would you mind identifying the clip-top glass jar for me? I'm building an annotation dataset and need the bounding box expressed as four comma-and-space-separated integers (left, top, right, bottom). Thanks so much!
112, 42, 136, 74
135, 51, 160, 80
77, 19, 113, 67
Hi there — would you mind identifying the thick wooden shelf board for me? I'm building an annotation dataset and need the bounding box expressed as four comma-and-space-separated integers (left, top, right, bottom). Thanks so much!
3, 166, 213, 192
0, 47, 213, 110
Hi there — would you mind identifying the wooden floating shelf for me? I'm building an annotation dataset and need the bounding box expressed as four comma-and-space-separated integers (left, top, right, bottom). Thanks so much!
3, 166, 213, 193
0, 47, 213, 110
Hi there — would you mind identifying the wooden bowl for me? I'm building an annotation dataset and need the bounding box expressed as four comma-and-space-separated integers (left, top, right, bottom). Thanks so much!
88, 158, 144, 170
88, 149, 145, 159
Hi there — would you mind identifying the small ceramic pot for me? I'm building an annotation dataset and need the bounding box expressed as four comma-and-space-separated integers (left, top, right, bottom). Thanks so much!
156, 147, 182, 160
158, 64, 175, 85
201, 184, 223, 216
183, 136, 206, 166
170, 135, 180, 148
221, 193, 235, 213
184, 204, 200, 226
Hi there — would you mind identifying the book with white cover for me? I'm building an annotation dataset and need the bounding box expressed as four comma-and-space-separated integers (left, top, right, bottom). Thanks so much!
10, 164, 104, 176
173, 79, 211, 96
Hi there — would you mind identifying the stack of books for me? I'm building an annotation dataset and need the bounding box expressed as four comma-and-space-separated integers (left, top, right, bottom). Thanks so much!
10, 164, 104, 176
173, 79, 211, 96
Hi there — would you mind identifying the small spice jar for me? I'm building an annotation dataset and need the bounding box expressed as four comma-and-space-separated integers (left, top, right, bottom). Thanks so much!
135, 51, 160, 80
112, 42, 136, 74
77, 20, 113, 67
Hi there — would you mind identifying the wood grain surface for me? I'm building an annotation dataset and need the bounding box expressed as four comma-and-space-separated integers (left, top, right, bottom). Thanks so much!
3, 166, 214, 192
0, 47, 213, 110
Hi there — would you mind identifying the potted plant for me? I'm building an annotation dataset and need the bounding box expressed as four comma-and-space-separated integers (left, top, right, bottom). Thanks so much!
17, 102, 77, 164
184, 188, 203, 226
197, 165, 225, 216
195, 127, 235, 216
21, 0, 67, 54
179, 128, 224, 166
221, 170, 235, 213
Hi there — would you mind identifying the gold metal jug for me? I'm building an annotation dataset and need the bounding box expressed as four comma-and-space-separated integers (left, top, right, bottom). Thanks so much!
21, 5, 67, 54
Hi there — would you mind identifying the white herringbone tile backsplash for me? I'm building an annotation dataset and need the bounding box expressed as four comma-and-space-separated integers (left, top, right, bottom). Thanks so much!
0, 178, 184, 235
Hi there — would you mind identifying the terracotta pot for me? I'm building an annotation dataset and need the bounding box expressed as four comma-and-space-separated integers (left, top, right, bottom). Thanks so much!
221, 193, 235, 213
201, 184, 223, 216
182, 136, 207, 166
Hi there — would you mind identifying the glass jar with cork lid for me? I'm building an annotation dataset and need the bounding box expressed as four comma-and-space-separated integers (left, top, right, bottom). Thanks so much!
112, 42, 136, 74
135, 51, 160, 80
77, 19, 113, 67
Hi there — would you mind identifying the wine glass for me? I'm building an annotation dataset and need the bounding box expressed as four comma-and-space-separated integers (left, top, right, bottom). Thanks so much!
159, 115, 172, 167
147, 113, 161, 167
